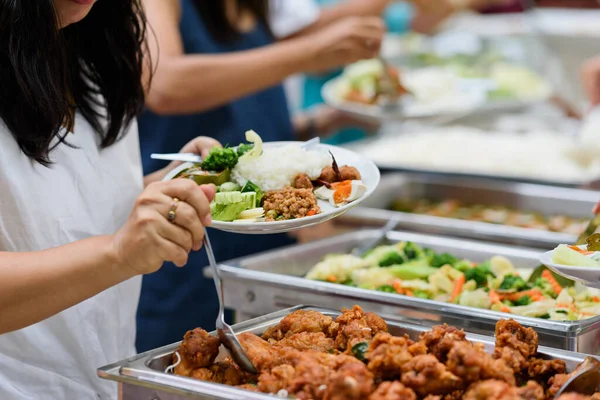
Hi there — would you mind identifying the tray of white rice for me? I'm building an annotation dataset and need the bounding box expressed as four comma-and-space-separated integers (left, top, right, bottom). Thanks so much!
163, 131, 380, 234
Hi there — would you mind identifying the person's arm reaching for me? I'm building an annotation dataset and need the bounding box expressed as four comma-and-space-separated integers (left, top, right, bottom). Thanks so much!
142, 0, 384, 115
0, 160, 216, 334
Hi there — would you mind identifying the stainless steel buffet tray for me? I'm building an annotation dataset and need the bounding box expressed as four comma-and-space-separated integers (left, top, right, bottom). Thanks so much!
98, 306, 594, 400
339, 173, 599, 249
208, 230, 600, 354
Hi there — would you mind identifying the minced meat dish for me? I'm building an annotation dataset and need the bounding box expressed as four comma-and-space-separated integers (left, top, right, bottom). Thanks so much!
263, 188, 320, 221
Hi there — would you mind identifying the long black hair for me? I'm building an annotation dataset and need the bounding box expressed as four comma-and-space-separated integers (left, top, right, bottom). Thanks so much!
0, 0, 148, 165
191, 0, 271, 43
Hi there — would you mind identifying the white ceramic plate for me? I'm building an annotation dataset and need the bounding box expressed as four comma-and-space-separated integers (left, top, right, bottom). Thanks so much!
322, 76, 551, 123
539, 246, 600, 289
163, 142, 381, 234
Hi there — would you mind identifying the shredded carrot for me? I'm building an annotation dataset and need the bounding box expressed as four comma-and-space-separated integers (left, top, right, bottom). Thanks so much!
307, 209, 317, 217
404, 290, 414, 297
568, 245, 594, 255
450, 275, 466, 302
500, 305, 511, 313
556, 303, 576, 311
580, 312, 595, 317
593, 297, 600, 303
490, 290, 501, 304
501, 289, 544, 302
541, 270, 563, 294
326, 275, 337, 283
393, 280, 403, 295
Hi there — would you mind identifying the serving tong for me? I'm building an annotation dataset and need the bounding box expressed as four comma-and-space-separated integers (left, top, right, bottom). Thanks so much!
553, 357, 600, 399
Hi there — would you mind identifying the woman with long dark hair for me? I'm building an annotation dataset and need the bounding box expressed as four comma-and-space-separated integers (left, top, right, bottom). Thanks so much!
135, 0, 384, 353
0, 1, 218, 398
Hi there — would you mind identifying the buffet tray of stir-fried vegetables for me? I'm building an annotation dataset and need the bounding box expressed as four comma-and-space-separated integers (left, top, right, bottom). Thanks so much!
208, 230, 600, 354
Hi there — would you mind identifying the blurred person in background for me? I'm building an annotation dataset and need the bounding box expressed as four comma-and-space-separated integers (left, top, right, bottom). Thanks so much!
136, 0, 385, 353
284, 0, 516, 145
581, 56, 600, 107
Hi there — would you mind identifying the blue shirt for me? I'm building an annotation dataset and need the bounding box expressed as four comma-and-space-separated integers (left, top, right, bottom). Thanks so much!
304, 1, 414, 145
136, 0, 296, 353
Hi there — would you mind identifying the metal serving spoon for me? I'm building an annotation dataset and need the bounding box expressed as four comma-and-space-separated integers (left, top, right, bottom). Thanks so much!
553, 357, 600, 399
351, 216, 402, 257
204, 233, 257, 374
377, 56, 403, 114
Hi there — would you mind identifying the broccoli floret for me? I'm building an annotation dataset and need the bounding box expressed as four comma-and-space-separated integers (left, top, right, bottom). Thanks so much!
464, 262, 494, 288
236, 143, 254, 157
423, 248, 436, 260
533, 277, 557, 298
413, 290, 430, 299
379, 251, 405, 267
513, 295, 532, 306
341, 279, 355, 286
200, 147, 239, 172
403, 242, 421, 260
453, 259, 473, 273
499, 274, 528, 291
430, 253, 458, 269
376, 285, 396, 293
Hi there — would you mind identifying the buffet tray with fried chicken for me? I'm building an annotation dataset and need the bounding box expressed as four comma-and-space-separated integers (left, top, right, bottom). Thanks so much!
98, 305, 599, 400
206, 230, 600, 354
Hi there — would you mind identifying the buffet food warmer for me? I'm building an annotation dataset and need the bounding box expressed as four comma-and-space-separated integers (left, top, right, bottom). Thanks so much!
98, 306, 595, 400
338, 173, 598, 249
207, 230, 600, 354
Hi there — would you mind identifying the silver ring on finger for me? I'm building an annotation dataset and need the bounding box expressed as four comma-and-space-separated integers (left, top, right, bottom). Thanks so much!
167, 197, 180, 223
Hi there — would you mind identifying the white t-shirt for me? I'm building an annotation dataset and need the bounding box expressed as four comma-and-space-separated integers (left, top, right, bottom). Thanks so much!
0, 113, 143, 399
269, 0, 321, 38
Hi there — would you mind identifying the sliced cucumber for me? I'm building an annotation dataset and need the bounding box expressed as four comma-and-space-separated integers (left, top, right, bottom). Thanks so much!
214, 191, 243, 205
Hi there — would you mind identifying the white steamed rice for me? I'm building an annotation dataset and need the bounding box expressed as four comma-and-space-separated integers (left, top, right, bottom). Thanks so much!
232, 145, 332, 191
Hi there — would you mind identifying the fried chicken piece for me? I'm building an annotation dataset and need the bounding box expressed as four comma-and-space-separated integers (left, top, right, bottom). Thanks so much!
174, 328, 221, 376
463, 380, 523, 400
237, 332, 287, 371
517, 380, 545, 400
556, 395, 593, 400
262, 310, 333, 341
258, 364, 296, 394
369, 381, 417, 400
527, 357, 566, 383
339, 166, 361, 181
592, 394, 600, 400
236, 383, 261, 392
493, 346, 528, 376
274, 332, 335, 353
495, 319, 538, 359
400, 354, 463, 396
327, 361, 375, 400
293, 173, 313, 189
366, 332, 427, 380
548, 374, 570, 399
329, 305, 388, 351
258, 350, 374, 400
190, 359, 246, 386
419, 325, 467, 363
319, 166, 337, 183
446, 341, 516, 386
424, 392, 465, 400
